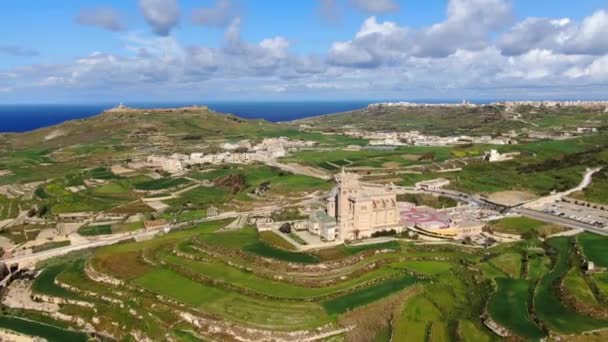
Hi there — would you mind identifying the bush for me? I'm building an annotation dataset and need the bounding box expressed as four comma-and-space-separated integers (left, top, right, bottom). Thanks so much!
279, 222, 292, 234
371, 229, 397, 237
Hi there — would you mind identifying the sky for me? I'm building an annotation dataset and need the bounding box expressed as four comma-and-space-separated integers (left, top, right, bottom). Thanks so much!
1, 0, 608, 103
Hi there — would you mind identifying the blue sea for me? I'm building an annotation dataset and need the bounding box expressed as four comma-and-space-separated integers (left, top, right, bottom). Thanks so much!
0, 101, 380, 133
0, 100, 484, 133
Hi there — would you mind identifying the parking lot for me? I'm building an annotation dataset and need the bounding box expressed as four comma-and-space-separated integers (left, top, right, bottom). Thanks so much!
542, 202, 608, 228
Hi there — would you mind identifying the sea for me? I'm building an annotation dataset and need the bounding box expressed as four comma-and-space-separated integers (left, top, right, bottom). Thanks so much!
0, 100, 475, 133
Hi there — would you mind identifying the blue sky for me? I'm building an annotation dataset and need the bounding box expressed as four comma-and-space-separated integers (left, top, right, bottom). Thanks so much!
1, 0, 608, 102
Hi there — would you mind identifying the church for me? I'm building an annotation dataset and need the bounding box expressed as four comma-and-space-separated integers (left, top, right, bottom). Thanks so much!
316, 169, 401, 241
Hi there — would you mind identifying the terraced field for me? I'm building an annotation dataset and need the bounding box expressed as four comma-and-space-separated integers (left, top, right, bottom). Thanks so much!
13, 221, 608, 341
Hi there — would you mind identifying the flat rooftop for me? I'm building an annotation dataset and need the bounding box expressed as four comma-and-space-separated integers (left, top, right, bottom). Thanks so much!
400, 206, 450, 229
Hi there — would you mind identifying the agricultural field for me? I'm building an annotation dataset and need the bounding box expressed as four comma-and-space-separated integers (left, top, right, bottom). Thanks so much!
282, 146, 457, 170
0, 195, 19, 220
490, 216, 565, 237
488, 278, 545, 339
534, 238, 608, 334
3, 105, 608, 341
577, 232, 608, 267
563, 268, 600, 307
133, 177, 190, 191
5, 212, 608, 341
77, 224, 113, 236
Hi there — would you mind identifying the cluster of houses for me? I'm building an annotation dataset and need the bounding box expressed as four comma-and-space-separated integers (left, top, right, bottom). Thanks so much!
367, 100, 608, 111
342, 131, 517, 147
499, 100, 608, 110
368, 100, 476, 109
146, 137, 316, 174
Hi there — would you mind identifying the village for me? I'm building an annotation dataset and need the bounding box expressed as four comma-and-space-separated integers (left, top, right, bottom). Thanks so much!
1, 103, 608, 341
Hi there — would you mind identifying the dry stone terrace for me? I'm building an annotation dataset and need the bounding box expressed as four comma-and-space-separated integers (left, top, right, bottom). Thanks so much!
1, 104, 608, 340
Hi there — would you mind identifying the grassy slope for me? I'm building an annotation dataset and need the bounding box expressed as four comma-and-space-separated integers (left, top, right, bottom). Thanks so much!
534, 238, 608, 333
577, 233, 608, 268
488, 278, 545, 339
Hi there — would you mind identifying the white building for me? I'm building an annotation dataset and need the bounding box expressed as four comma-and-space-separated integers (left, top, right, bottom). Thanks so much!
415, 178, 450, 191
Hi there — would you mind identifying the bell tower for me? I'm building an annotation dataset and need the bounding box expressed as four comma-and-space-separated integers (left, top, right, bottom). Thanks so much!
334, 168, 359, 223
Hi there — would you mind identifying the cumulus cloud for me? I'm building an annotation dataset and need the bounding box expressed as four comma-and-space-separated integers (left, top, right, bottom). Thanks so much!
499, 10, 608, 56
222, 18, 294, 75
0, 45, 39, 57
5, 0, 608, 101
328, 0, 513, 67
349, 0, 399, 14
327, 16, 408, 67
139, 0, 180, 36
411, 0, 512, 57
192, 0, 238, 28
75, 7, 125, 32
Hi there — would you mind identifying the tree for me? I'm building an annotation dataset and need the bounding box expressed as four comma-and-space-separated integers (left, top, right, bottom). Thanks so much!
279, 222, 292, 234
521, 230, 539, 241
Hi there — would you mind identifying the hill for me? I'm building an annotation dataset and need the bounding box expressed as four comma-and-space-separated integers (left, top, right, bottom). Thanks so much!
290, 104, 608, 136
0, 106, 277, 151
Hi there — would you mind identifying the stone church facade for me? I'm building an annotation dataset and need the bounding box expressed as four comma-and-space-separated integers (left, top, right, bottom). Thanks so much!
325, 170, 401, 240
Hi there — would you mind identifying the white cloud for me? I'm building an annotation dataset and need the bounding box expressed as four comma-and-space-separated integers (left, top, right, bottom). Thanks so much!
139, 0, 180, 36
411, 0, 512, 57
328, 0, 512, 67
499, 10, 608, 56
5, 0, 608, 101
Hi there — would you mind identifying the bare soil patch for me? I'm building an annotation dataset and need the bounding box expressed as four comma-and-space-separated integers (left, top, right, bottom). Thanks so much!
487, 190, 538, 207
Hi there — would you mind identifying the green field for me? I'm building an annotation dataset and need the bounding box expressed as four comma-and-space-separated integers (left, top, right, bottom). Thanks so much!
196, 165, 331, 202
77, 224, 113, 236
563, 267, 599, 306
488, 278, 545, 339
32, 264, 86, 301
392, 260, 454, 276
32, 240, 71, 253
199, 227, 320, 263
162, 253, 403, 300
259, 230, 296, 250
534, 238, 608, 333
393, 294, 446, 342
527, 256, 551, 282
489, 253, 522, 278
577, 232, 608, 267
283, 147, 455, 170
134, 268, 331, 329
167, 186, 231, 209
322, 275, 416, 315
134, 177, 189, 190
0, 316, 89, 342
490, 216, 565, 237
0, 195, 19, 220
593, 273, 608, 297
458, 320, 492, 342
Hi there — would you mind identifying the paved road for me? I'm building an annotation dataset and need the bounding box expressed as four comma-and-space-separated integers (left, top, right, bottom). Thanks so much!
513, 208, 608, 236
523, 167, 601, 209
2, 213, 240, 268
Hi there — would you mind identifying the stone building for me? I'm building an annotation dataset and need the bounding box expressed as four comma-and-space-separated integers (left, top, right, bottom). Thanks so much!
324, 169, 401, 240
